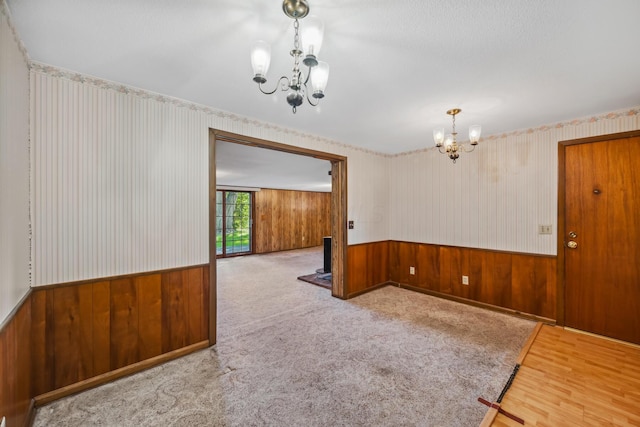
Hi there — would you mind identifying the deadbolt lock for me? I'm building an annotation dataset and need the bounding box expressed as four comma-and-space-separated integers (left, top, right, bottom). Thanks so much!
568, 231, 577, 238
567, 241, 578, 249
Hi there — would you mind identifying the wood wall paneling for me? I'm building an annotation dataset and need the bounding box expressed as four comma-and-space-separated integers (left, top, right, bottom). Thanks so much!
254, 189, 331, 254
0, 324, 4, 424
478, 251, 513, 309
161, 271, 187, 353
0, 298, 32, 427
347, 241, 390, 295
390, 241, 444, 292
92, 281, 111, 376
203, 265, 211, 344
136, 275, 162, 361
31, 289, 52, 396
53, 284, 94, 388
25, 264, 210, 403
389, 241, 557, 320
185, 267, 205, 345
15, 302, 32, 426
445, 247, 469, 298
110, 278, 139, 370
0, 316, 14, 425
511, 254, 556, 319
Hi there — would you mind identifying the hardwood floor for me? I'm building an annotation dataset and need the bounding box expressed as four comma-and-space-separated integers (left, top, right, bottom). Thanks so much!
489, 325, 640, 426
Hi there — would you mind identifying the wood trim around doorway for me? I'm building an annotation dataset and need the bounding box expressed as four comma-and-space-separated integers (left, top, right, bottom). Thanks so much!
208, 129, 348, 345
556, 129, 640, 326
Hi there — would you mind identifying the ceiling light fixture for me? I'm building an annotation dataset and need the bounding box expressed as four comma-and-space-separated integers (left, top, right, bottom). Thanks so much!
250, 0, 329, 113
433, 109, 481, 163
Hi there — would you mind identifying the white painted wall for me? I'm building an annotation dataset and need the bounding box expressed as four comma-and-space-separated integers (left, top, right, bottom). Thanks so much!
30, 65, 390, 286
390, 110, 640, 255
0, 5, 30, 323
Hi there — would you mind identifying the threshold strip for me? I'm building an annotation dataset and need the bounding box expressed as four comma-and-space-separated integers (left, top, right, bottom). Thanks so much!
477, 321, 543, 426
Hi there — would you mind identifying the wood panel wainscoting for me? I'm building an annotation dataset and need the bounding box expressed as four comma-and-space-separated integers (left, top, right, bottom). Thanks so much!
389, 241, 557, 320
0, 264, 209, 425
0, 293, 33, 427
346, 241, 391, 298
254, 189, 331, 254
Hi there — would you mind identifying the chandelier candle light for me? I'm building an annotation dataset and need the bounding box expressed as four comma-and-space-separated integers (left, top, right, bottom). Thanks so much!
433, 109, 481, 163
251, 0, 329, 113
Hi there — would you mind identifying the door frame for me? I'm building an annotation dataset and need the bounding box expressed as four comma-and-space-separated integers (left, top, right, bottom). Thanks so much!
556, 129, 640, 326
208, 129, 348, 345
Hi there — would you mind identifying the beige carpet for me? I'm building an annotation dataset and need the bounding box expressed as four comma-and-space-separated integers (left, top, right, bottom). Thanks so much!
34, 247, 535, 426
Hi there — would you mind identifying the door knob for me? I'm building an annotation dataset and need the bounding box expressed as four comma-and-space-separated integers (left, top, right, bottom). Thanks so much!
567, 241, 578, 249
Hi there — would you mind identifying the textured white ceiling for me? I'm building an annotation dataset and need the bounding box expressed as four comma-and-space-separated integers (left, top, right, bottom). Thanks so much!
6, 0, 640, 155
216, 141, 331, 192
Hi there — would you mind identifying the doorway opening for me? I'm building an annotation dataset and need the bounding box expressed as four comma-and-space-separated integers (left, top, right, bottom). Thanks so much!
207, 129, 348, 345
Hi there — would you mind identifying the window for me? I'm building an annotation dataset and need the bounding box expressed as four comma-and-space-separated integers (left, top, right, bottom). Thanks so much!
216, 191, 252, 257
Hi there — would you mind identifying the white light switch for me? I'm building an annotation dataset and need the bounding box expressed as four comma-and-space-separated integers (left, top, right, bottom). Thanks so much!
538, 224, 552, 234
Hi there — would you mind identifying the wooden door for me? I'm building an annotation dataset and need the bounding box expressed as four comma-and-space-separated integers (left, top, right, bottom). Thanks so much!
564, 134, 640, 344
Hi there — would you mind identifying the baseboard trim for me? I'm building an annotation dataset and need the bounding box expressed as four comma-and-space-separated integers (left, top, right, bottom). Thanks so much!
563, 327, 640, 349
394, 283, 556, 325
34, 341, 209, 407
346, 281, 393, 299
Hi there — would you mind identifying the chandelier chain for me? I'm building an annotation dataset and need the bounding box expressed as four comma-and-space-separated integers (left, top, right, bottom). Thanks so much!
452, 112, 457, 136
291, 19, 303, 93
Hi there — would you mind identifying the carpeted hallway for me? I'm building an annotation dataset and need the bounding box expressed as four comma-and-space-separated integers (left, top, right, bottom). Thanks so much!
34, 247, 535, 426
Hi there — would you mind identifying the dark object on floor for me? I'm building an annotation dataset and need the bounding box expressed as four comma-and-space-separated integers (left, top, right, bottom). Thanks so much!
323, 236, 332, 273
297, 272, 332, 289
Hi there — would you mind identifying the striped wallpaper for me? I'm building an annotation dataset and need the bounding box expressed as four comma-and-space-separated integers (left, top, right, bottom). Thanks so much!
30, 66, 390, 286
390, 109, 640, 255
25, 62, 640, 285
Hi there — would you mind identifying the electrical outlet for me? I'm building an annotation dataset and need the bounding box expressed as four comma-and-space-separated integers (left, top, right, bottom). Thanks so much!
462, 275, 469, 285
409, 266, 415, 275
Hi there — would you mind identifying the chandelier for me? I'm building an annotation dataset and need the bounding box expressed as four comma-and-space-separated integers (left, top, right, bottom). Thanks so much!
250, 0, 329, 113
433, 109, 481, 163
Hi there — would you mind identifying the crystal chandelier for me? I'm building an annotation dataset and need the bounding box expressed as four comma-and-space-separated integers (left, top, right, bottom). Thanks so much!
433, 109, 481, 163
250, 0, 329, 113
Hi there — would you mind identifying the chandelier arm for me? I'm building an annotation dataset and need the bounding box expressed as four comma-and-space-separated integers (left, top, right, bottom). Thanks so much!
303, 66, 311, 85
257, 76, 291, 95
304, 83, 319, 106
459, 144, 477, 153
436, 146, 448, 155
